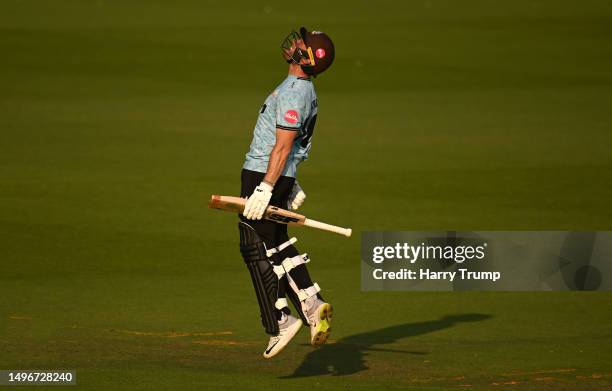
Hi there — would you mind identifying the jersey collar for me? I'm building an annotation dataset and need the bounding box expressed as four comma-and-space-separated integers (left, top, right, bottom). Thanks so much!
288, 74, 312, 82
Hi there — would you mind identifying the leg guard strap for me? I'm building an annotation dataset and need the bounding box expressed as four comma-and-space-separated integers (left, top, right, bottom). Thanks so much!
275, 298, 288, 310
297, 283, 321, 301
272, 265, 286, 279
281, 254, 310, 274
266, 237, 298, 258
271, 253, 309, 278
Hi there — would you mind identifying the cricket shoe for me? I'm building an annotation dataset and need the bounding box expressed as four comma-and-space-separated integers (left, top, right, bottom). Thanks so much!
304, 297, 333, 347
263, 314, 302, 359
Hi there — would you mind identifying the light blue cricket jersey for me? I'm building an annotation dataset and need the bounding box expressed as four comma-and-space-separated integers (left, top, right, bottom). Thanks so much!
243, 75, 318, 178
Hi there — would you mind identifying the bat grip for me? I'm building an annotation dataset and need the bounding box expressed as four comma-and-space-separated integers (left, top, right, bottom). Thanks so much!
303, 218, 352, 237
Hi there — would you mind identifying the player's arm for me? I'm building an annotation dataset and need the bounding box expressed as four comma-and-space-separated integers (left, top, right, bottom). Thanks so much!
265, 128, 306, 211
243, 129, 297, 220
265, 91, 306, 186
243, 91, 306, 220
263, 128, 298, 186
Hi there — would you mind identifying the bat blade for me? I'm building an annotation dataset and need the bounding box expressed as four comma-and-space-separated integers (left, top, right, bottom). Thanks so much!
208, 195, 351, 237
208, 195, 305, 225
208, 195, 246, 214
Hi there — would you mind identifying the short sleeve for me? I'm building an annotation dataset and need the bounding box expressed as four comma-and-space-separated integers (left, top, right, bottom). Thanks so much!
276, 91, 308, 130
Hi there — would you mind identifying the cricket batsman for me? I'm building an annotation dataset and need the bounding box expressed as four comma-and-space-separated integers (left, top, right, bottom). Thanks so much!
238, 27, 335, 358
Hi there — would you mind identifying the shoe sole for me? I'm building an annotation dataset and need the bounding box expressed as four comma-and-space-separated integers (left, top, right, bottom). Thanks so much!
311, 303, 333, 347
263, 319, 302, 359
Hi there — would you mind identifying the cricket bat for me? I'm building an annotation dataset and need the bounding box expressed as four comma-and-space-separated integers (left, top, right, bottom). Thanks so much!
208, 195, 352, 237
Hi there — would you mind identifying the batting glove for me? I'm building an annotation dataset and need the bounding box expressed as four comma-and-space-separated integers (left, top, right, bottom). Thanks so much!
288, 181, 306, 210
243, 182, 273, 220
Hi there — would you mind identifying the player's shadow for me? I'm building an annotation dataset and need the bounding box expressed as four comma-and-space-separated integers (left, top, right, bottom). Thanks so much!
281, 313, 491, 378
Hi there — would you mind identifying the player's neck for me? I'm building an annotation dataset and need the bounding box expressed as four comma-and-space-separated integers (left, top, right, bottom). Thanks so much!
288, 64, 310, 79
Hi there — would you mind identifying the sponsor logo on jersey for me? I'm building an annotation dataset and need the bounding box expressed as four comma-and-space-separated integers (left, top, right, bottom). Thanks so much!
315, 48, 326, 59
284, 110, 299, 124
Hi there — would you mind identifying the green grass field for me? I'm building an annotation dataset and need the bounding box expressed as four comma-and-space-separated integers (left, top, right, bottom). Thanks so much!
1, 1, 612, 389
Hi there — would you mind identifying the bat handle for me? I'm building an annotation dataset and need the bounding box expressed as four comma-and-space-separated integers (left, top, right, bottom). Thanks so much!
303, 218, 352, 237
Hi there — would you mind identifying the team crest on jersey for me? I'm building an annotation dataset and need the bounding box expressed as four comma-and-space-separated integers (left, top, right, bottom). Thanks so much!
284, 110, 299, 124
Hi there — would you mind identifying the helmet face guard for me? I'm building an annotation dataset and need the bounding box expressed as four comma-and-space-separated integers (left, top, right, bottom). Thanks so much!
281, 30, 315, 67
